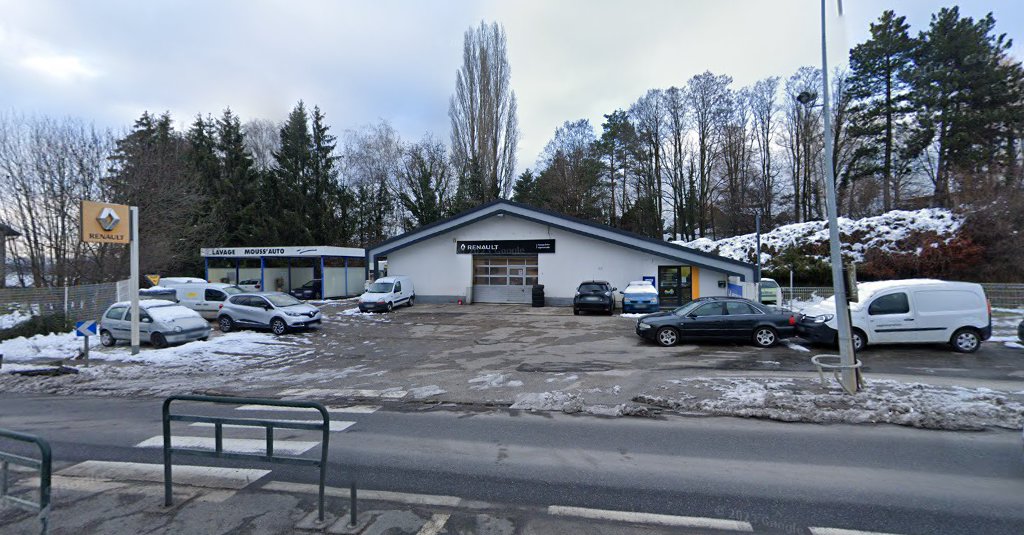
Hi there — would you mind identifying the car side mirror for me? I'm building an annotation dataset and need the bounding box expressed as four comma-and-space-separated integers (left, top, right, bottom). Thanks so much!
264, 305, 273, 311
612, 287, 618, 292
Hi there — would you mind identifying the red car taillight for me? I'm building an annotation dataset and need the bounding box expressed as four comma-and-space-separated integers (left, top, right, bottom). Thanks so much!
219, 304, 223, 309
788, 315, 796, 326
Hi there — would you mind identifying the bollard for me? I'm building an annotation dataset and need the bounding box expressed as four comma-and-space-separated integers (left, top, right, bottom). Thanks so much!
350, 482, 357, 527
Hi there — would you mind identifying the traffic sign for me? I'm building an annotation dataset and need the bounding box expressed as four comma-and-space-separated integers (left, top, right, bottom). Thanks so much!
75, 320, 98, 337
146, 274, 161, 286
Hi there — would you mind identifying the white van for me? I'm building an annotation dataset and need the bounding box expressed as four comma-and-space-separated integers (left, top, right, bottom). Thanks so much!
171, 282, 244, 320
358, 276, 415, 313
759, 278, 783, 305
798, 279, 991, 353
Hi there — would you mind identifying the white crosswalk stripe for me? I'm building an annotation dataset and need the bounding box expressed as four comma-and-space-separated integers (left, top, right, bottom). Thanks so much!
57, 461, 270, 489
189, 420, 355, 432
135, 435, 319, 455
234, 404, 380, 414
278, 387, 408, 399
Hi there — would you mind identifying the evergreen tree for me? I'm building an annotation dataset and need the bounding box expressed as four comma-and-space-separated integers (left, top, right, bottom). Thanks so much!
511, 169, 542, 205
848, 10, 916, 211
309, 105, 343, 244
216, 108, 260, 245
269, 102, 314, 244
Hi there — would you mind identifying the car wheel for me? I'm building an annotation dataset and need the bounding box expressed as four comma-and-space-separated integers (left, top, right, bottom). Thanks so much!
218, 316, 234, 333
752, 326, 778, 348
270, 318, 288, 336
655, 326, 679, 347
100, 330, 115, 347
573, 308, 580, 316
951, 328, 981, 353
199, 336, 209, 342
151, 332, 168, 349
408, 296, 415, 307
851, 329, 866, 352
386, 302, 394, 312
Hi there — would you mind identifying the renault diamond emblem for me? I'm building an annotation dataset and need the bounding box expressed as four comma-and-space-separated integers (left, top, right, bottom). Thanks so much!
97, 207, 121, 232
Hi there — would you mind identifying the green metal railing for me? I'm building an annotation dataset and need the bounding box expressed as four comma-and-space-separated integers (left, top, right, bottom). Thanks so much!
162, 395, 330, 521
0, 428, 52, 535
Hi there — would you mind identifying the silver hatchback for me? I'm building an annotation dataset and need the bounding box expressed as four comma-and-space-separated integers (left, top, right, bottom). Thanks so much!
99, 300, 211, 348
217, 292, 321, 335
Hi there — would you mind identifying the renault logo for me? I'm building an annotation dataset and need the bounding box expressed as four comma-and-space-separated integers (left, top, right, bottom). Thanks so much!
97, 207, 121, 232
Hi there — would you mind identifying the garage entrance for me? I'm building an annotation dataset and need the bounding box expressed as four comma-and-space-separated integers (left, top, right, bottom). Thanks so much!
472, 255, 539, 303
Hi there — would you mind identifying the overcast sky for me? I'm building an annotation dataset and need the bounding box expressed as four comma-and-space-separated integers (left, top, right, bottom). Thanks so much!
2, 1, 1021, 174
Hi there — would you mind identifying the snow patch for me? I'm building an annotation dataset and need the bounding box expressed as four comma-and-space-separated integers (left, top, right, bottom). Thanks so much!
409, 385, 447, 399
469, 373, 523, 390
0, 309, 35, 330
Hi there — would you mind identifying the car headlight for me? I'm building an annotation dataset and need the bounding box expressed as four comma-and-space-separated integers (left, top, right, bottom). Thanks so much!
284, 311, 303, 317
638, 322, 652, 330
575, 291, 580, 296
173, 326, 183, 333
814, 314, 835, 324
604, 291, 611, 296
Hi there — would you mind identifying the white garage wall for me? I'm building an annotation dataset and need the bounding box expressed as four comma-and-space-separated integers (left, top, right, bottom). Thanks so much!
386, 214, 734, 302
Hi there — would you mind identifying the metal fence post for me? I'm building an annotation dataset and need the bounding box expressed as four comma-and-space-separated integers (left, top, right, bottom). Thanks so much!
0, 428, 52, 535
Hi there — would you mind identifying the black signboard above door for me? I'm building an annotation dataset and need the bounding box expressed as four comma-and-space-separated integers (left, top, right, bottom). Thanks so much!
456, 239, 555, 255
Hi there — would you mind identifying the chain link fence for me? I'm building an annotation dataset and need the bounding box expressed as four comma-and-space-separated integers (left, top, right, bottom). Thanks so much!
782, 283, 1024, 308
1, 280, 131, 332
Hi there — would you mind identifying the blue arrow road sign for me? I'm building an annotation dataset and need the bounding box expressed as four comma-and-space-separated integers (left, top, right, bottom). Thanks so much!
75, 320, 98, 337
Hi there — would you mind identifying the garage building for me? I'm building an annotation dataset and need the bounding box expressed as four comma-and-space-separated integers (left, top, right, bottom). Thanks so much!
366, 201, 756, 306
201, 246, 365, 299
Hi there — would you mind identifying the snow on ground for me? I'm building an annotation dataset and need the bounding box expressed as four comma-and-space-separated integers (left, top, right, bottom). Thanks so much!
634, 377, 1024, 431
509, 391, 628, 417
1, 331, 99, 361
409, 385, 447, 399
0, 309, 35, 330
618, 313, 648, 318
783, 341, 810, 352
468, 373, 524, 389
674, 208, 962, 265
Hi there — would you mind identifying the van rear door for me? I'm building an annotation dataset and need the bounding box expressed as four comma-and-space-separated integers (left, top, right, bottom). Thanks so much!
912, 289, 986, 343
865, 291, 918, 344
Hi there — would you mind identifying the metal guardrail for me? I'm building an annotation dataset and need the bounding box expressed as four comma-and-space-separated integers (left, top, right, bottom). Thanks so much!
162, 395, 330, 522
0, 428, 52, 535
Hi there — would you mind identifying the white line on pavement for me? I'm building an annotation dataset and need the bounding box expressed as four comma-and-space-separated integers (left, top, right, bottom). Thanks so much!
809, 528, 906, 535
234, 404, 380, 414
57, 461, 270, 489
189, 420, 356, 432
547, 505, 754, 532
135, 436, 319, 455
416, 513, 451, 535
262, 481, 462, 507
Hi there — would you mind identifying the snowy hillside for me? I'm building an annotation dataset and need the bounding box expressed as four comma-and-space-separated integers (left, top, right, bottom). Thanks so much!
674, 209, 962, 265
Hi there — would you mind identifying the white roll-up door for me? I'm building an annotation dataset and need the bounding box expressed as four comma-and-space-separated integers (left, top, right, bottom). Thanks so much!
472, 256, 538, 304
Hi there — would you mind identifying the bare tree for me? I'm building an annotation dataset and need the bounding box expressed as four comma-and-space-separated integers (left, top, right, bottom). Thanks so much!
749, 76, 781, 225
782, 67, 824, 222
449, 20, 519, 204
719, 88, 753, 236
242, 118, 281, 172
396, 134, 453, 229
630, 89, 667, 232
342, 121, 403, 247
687, 71, 733, 236
662, 86, 690, 239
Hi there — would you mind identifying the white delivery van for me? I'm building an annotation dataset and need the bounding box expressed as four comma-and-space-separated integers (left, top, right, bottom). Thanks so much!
759, 278, 783, 305
159, 277, 209, 286
171, 282, 244, 320
358, 276, 415, 313
798, 279, 991, 353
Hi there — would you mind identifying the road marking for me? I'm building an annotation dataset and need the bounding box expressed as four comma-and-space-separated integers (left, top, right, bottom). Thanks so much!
279, 387, 408, 400
416, 513, 451, 535
57, 461, 269, 489
135, 436, 319, 455
263, 481, 462, 507
189, 420, 356, 432
547, 505, 754, 532
809, 528, 907, 535
235, 404, 380, 414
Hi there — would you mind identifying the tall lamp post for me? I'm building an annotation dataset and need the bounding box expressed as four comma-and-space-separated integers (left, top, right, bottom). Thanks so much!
815, 0, 858, 393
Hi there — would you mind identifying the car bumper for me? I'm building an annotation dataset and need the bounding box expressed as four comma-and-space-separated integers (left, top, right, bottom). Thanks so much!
635, 323, 658, 341
796, 322, 837, 344
574, 299, 613, 311
622, 302, 659, 313
359, 303, 391, 312
285, 317, 321, 328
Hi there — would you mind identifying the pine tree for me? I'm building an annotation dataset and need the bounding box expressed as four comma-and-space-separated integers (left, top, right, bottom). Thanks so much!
270, 102, 314, 244
216, 108, 260, 245
848, 10, 915, 211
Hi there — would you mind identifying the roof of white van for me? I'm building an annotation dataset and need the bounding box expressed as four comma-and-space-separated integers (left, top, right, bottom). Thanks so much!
160, 277, 208, 285
374, 276, 408, 282
857, 279, 978, 302
108, 299, 181, 309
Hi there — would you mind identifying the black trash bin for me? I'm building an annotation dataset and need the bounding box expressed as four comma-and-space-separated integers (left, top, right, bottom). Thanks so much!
531, 284, 545, 308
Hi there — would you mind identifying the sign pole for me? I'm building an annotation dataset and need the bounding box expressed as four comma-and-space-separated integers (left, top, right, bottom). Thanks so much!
130, 206, 140, 355
83, 334, 89, 368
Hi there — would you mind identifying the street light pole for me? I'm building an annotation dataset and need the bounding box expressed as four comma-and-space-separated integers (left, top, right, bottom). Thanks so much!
819, 0, 857, 393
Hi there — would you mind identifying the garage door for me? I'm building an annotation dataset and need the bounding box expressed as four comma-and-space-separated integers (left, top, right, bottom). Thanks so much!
473, 256, 538, 304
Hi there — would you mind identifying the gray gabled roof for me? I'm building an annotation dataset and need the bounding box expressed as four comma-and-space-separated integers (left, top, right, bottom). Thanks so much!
367, 200, 755, 280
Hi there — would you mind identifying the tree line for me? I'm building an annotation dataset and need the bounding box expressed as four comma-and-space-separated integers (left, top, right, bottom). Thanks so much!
1, 9, 1022, 286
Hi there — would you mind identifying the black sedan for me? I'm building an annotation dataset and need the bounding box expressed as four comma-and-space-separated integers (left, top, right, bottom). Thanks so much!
289, 279, 322, 300
635, 296, 800, 348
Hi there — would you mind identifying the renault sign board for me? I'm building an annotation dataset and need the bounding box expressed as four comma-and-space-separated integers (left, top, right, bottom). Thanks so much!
81, 200, 130, 244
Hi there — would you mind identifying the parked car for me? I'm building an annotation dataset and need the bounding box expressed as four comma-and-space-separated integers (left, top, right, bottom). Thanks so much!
358, 276, 415, 312
621, 280, 659, 314
797, 279, 991, 353
171, 282, 243, 320
100, 299, 211, 349
573, 281, 616, 315
289, 279, 322, 300
217, 292, 321, 335
1018, 319, 1023, 343
237, 279, 262, 292
635, 296, 799, 348
760, 278, 782, 305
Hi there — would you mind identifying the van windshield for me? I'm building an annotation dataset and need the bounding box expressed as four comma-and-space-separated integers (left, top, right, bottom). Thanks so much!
368, 282, 394, 293
223, 286, 243, 295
